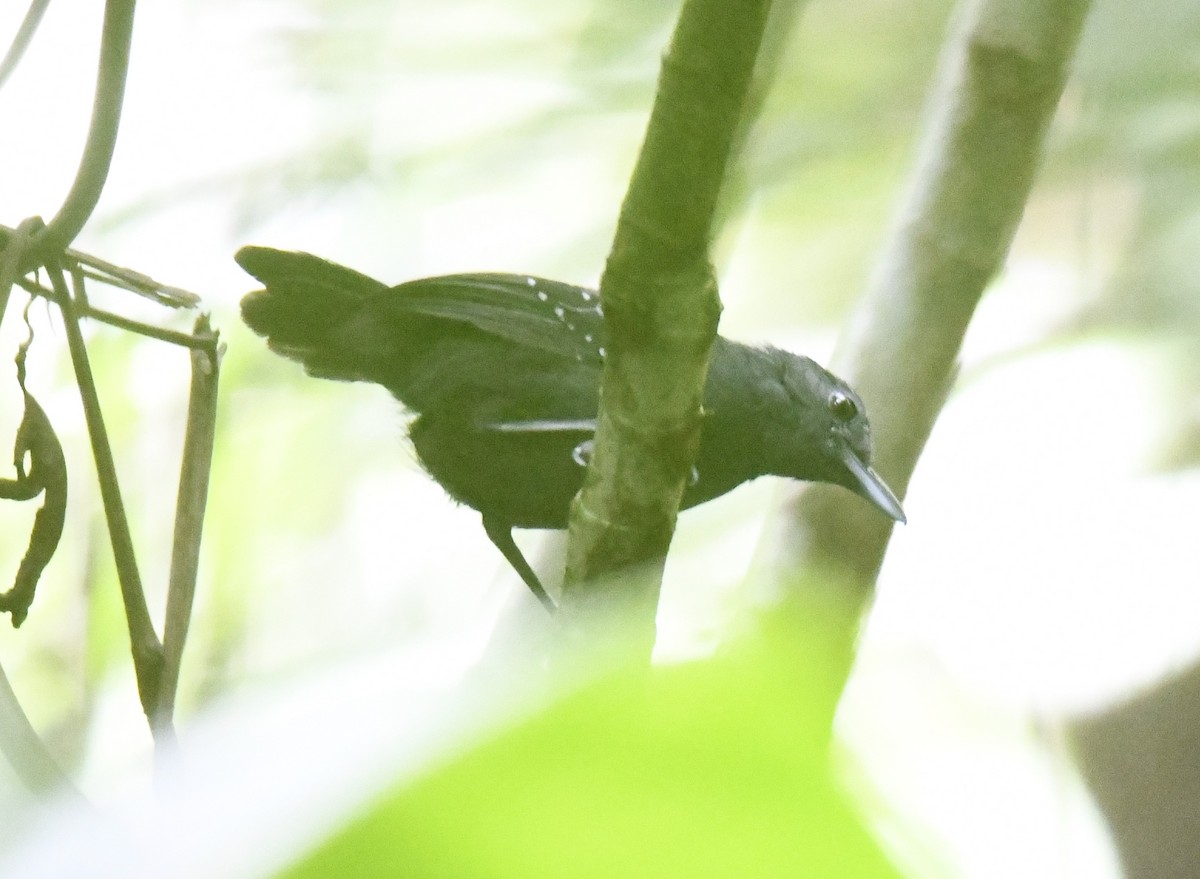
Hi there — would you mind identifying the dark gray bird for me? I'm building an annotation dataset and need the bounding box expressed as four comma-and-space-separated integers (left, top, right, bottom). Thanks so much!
238, 246, 905, 609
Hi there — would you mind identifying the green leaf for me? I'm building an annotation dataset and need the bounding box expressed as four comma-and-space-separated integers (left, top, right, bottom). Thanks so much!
279, 614, 903, 879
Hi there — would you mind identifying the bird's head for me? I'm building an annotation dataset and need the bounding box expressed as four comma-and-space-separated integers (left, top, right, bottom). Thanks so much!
750, 347, 906, 523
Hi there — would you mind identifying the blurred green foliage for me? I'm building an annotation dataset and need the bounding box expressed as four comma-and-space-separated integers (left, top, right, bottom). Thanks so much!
281, 610, 903, 879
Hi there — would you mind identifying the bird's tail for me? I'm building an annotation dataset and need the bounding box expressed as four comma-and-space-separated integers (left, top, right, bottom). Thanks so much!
238, 246, 391, 382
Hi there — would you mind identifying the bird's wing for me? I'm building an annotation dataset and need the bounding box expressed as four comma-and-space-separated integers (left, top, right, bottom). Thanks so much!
389, 273, 607, 365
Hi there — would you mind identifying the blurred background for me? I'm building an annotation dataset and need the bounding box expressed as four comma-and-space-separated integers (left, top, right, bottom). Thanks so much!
0, 0, 1198, 875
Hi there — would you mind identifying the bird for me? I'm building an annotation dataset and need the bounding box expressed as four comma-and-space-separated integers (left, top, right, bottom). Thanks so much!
237, 246, 905, 610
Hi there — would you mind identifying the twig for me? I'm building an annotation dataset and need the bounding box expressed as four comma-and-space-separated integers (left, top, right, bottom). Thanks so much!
67, 300, 212, 349
155, 317, 221, 730
1, 223, 202, 312
47, 260, 165, 725
20, 277, 208, 346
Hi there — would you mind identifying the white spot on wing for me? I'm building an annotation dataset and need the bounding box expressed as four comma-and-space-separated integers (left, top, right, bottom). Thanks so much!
572, 439, 594, 467
484, 418, 597, 433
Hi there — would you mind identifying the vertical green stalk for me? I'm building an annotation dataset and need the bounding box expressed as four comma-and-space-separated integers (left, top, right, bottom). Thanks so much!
49, 262, 165, 727
562, 0, 775, 656
155, 318, 221, 730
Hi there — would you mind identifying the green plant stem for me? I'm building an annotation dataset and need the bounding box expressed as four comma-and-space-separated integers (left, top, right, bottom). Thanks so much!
155, 318, 221, 730
29, 0, 136, 263
0, 0, 52, 90
1, 221, 200, 311
48, 261, 165, 728
0, 658, 81, 795
561, 0, 773, 654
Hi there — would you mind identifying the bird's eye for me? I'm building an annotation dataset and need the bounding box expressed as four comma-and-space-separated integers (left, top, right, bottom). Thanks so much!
828, 391, 857, 422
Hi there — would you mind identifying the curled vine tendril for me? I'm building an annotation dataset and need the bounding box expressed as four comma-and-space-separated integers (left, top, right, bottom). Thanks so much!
0, 302, 67, 627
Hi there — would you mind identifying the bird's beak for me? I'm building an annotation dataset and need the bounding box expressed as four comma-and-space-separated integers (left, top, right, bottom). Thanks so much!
838, 445, 907, 524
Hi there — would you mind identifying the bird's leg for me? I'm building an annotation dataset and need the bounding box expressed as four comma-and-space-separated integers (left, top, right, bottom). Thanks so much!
482, 515, 556, 612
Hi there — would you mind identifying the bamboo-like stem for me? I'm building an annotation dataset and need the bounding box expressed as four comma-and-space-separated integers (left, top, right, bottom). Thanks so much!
561, 0, 774, 655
